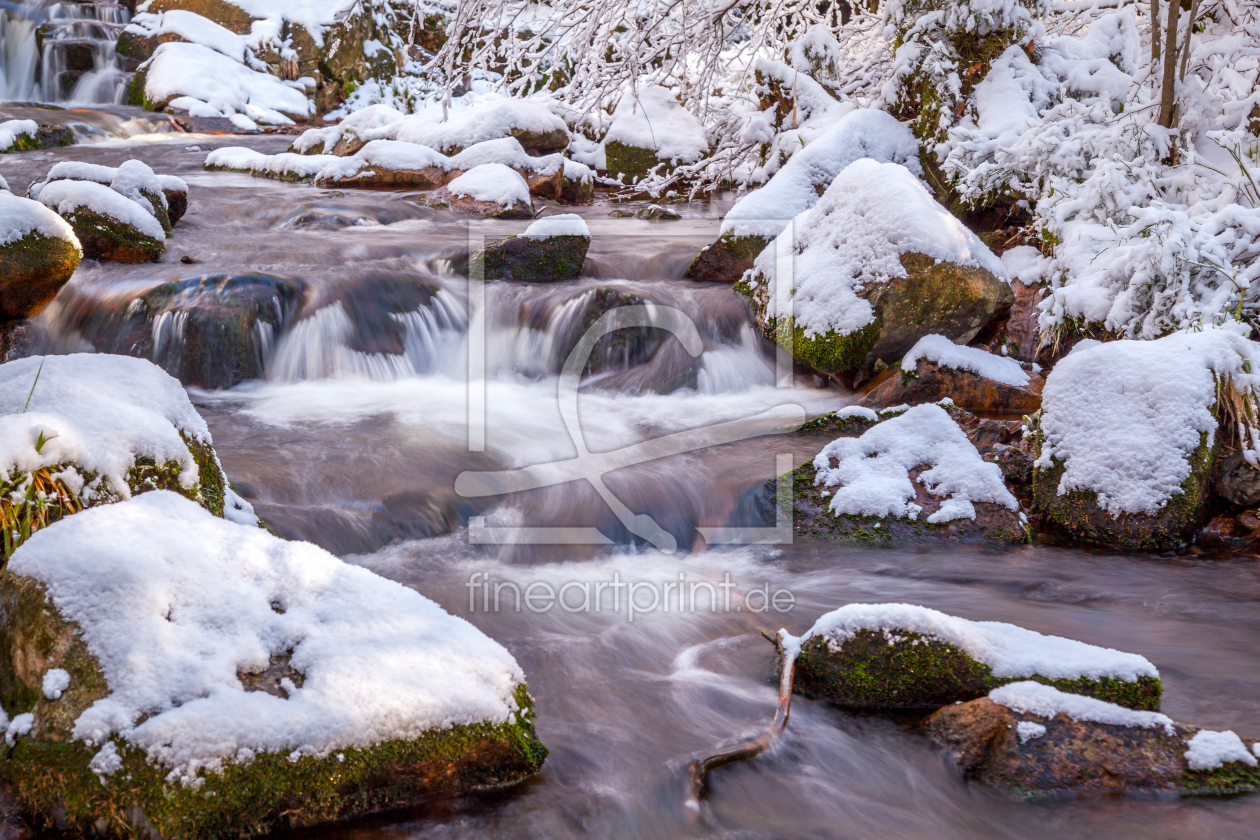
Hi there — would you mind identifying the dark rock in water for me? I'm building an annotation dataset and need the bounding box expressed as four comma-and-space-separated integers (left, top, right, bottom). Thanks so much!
0, 123, 71, 154
1211, 445, 1260, 508
61, 274, 303, 388
0, 321, 47, 363
862, 357, 1043, 416
524, 286, 675, 379
685, 233, 770, 282
474, 235, 589, 282
928, 695, 1260, 798
636, 204, 681, 220
420, 186, 533, 219
313, 273, 445, 356
794, 631, 1161, 711
163, 186, 188, 226
0, 234, 80, 320
1194, 513, 1260, 553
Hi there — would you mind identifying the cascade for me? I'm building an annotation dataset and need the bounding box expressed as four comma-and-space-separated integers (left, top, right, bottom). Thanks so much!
0, 0, 129, 104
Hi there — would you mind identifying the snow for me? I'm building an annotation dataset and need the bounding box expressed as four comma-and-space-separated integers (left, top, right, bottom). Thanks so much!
1000, 245, 1045, 286
111, 159, 168, 217
5, 713, 33, 747
387, 93, 568, 153
158, 173, 189, 195
521, 213, 589, 239
0, 355, 210, 500
812, 403, 1017, 524
27, 161, 117, 201
1035, 325, 1260, 515
0, 193, 80, 249
797, 603, 1159, 683
37, 180, 165, 242
901, 335, 1030, 387
142, 42, 312, 125
290, 103, 404, 154
312, 139, 447, 183
722, 109, 922, 238
447, 137, 563, 176
6, 491, 528, 785
990, 681, 1175, 735
0, 119, 38, 153
748, 159, 1007, 340
43, 669, 71, 700
835, 406, 879, 422
130, 10, 247, 63
446, 164, 530, 207
1016, 721, 1046, 743
604, 85, 708, 165
1184, 730, 1258, 771
0, 175, 8, 193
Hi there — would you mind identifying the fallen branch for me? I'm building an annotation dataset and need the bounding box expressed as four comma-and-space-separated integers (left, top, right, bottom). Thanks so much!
686, 629, 800, 807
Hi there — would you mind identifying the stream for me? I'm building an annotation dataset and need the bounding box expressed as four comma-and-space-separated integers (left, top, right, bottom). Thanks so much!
2, 123, 1259, 839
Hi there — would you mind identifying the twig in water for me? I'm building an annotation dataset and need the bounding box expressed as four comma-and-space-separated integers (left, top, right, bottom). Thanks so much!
686, 629, 799, 808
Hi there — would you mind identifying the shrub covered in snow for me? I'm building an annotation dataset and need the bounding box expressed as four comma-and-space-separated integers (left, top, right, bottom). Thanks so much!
0, 490, 545, 837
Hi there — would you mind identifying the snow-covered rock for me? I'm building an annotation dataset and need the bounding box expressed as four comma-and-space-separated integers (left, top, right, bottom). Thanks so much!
37, 180, 165, 263
110, 159, 171, 232
422, 164, 533, 219
474, 214, 591, 282
1033, 325, 1260, 550
737, 159, 1011, 380
602, 85, 708, 182
0, 193, 82, 320
311, 139, 450, 188
928, 681, 1260, 797
789, 603, 1161, 710
862, 335, 1043, 415
385, 92, 570, 155
0, 490, 546, 838
0, 354, 244, 554
289, 103, 406, 155
0, 119, 40, 154
135, 41, 313, 126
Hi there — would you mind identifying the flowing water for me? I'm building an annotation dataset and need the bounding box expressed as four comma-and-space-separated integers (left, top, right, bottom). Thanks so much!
3, 129, 1260, 839
1, 0, 129, 104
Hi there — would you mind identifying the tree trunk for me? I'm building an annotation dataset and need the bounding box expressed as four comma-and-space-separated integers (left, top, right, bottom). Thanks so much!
1178, 0, 1201, 81
1158, 0, 1181, 128
1150, 0, 1161, 66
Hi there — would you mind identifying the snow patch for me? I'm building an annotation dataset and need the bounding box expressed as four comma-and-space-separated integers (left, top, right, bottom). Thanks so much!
0, 193, 80, 249
604, 84, 708, 165
446, 164, 530, 207
1184, 729, 1258, 771
990, 681, 1175, 735
521, 213, 589, 239
43, 668, 71, 700
901, 335, 1030, 387
1016, 721, 1046, 743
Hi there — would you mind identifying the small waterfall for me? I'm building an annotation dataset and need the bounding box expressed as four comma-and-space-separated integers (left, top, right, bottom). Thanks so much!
0, 0, 129, 104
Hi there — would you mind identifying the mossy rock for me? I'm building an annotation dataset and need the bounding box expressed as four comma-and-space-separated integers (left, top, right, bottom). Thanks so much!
473, 235, 589, 282
1, 432, 225, 559
511, 127, 569, 156
603, 141, 663, 184
59, 207, 164, 264
795, 630, 1162, 711
0, 233, 81, 320
1032, 432, 1216, 551
685, 233, 771, 282
929, 697, 1260, 798
2, 126, 72, 155
736, 252, 1012, 381
0, 576, 546, 838
145, 0, 257, 33
560, 171, 594, 204
163, 187, 188, 227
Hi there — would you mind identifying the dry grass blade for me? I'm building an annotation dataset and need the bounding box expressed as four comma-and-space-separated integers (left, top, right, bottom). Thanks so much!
0, 466, 82, 568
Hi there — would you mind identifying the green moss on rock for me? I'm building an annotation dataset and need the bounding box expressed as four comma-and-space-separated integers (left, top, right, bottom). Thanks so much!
685, 234, 771, 282
60, 207, 164, 263
474, 234, 590, 282
603, 141, 663, 183
793, 630, 1162, 711
0, 232, 81, 320
1032, 432, 1216, 551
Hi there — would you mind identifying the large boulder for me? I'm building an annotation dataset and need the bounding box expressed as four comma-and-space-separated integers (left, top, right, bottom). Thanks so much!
0, 491, 546, 838
0, 193, 82, 321
36, 181, 165, 263
691, 109, 921, 281
0, 354, 249, 556
473, 214, 590, 282
601, 85, 708, 183
862, 334, 1042, 415
788, 403, 1027, 545
788, 604, 1161, 711
928, 681, 1260, 797
736, 160, 1012, 383
1031, 327, 1260, 550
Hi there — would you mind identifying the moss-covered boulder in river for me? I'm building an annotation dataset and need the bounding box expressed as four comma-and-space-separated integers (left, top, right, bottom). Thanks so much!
789, 604, 1162, 711
783, 403, 1028, 546
735, 159, 1011, 384
420, 164, 533, 219
0, 192, 81, 321
35, 180, 165, 263
474, 214, 590, 282
1031, 327, 1260, 551
0, 354, 253, 558
928, 681, 1260, 797
0, 491, 548, 838
601, 85, 708, 183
